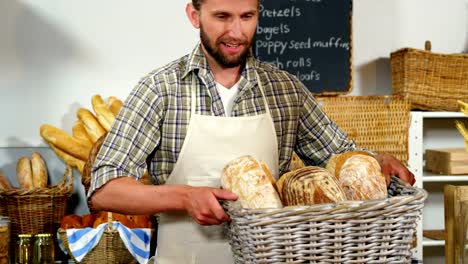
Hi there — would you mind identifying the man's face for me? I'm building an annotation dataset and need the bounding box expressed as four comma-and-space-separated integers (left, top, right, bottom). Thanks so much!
196, 0, 258, 68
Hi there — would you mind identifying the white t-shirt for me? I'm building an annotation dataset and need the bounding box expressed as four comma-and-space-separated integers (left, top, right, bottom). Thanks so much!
216, 81, 240, 117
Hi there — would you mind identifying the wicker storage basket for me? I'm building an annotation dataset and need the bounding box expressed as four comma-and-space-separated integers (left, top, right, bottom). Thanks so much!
390, 41, 468, 111
224, 177, 427, 263
0, 166, 73, 238
316, 95, 411, 165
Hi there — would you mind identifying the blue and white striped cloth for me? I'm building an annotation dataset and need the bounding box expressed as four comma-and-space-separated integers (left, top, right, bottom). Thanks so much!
58, 222, 152, 264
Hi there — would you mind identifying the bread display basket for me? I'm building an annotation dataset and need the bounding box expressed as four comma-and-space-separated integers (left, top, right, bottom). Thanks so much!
0, 165, 73, 238
223, 176, 427, 263
57, 134, 142, 264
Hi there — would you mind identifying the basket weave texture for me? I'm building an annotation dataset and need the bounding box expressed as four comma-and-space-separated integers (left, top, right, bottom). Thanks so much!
58, 227, 137, 264
390, 44, 468, 111
0, 166, 72, 238
316, 95, 411, 165
224, 177, 427, 264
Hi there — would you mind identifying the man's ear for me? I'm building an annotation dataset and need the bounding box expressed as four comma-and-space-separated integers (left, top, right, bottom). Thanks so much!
186, 3, 200, 29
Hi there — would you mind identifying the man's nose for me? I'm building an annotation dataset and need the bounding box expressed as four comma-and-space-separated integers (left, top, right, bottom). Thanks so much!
227, 19, 242, 39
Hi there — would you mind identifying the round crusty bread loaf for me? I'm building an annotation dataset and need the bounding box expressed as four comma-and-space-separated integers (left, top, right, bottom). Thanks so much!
325, 151, 372, 178
221, 155, 282, 209
281, 166, 346, 206
337, 154, 387, 201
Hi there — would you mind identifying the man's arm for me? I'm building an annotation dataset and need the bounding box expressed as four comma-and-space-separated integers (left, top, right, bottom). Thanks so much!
90, 177, 237, 225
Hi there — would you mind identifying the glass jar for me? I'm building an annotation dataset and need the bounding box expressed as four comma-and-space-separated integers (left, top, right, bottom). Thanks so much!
33, 233, 54, 264
15, 234, 33, 264
0, 216, 10, 264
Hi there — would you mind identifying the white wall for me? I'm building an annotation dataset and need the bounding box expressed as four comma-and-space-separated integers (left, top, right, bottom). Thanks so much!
0, 0, 467, 147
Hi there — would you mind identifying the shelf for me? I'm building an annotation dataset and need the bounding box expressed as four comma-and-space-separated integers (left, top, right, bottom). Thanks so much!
423, 237, 445, 247
416, 111, 467, 118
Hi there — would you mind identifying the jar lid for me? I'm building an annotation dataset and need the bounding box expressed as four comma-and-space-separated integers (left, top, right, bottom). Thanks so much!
35, 233, 52, 237
18, 234, 33, 238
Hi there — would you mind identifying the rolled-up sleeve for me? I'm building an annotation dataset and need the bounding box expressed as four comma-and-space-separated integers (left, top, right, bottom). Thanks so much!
88, 76, 165, 198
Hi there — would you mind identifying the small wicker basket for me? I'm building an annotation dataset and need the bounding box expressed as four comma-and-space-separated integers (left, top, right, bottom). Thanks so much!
58, 212, 137, 264
0, 166, 73, 238
223, 177, 427, 263
390, 41, 468, 111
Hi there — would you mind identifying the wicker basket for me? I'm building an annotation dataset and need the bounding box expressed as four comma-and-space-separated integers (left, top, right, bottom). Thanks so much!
224, 177, 427, 263
316, 95, 411, 165
390, 41, 468, 111
0, 166, 73, 238
58, 212, 136, 264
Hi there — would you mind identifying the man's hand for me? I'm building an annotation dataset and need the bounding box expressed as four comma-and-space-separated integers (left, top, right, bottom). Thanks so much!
183, 186, 237, 226
374, 153, 416, 186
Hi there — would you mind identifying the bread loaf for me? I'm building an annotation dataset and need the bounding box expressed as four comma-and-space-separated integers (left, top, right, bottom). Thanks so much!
60, 214, 83, 229
221, 155, 282, 209
72, 120, 93, 148
280, 166, 346, 206
77, 108, 106, 143
0, 171, 12, 190
91, 95, 116, 131
325, 151, 372, 178
49, 143, 85, 174
289, 151, 305, 172
107, 96, 123, 116
335, 154, 387, 201
16, 157, 34, 190
31, 152, 48, 188
40, 124, 91, 161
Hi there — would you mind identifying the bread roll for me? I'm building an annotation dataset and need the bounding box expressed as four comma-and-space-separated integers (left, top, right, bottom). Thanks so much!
60, 214, 83, 229
81, 214, 96, 228
108, 96, 123, 116
126, 215, 152, 228
281, 166, 346, 206
336, 154, 387, 201
221, 155, 282, 209
91, 95, 116, 131
40, 124, 91, 161
0, 171, 12, 190
31, 152, 48, 188
325, 151, 372, 178
77, 108, 106, 143
49, 143, 85, 174
72, 120, 93, 148
16, 157, 34, 190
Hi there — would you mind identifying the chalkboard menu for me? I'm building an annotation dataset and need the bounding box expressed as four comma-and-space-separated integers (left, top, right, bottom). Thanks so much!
254, 0, 353, 95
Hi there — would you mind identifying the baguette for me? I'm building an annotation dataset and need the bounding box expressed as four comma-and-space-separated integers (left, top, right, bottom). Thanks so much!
17, 157, 34, 190
72, 120, 93, 148
77, 108, 106, 143
31, 152, 48, 188
0, 170, 12, 190
107, 96, 123, 116
91, 95, 116, 131
40, 124, 91, 161
49, 143, 85, 174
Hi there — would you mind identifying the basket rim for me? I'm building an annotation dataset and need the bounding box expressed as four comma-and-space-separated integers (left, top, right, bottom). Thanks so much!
0, 165, 73, 197
224, 176, 427, 225
390, 47, 468, 58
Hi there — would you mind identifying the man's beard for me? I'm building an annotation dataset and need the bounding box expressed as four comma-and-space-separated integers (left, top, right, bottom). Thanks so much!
200, 25, 250, 68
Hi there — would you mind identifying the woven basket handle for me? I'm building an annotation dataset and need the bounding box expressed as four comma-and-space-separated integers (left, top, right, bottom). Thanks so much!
425, 40, 431, 51
107, 212, 114, 231
57, 165, 73, 192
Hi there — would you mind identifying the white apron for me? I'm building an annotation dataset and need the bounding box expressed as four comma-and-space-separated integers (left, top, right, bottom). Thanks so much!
154, 73, 279, 264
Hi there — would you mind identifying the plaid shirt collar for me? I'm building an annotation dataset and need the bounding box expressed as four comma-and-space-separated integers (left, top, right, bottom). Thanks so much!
182, 43, 259, 94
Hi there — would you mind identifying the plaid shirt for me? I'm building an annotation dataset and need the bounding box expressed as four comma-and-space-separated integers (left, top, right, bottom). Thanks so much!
89, 43, 358, 197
